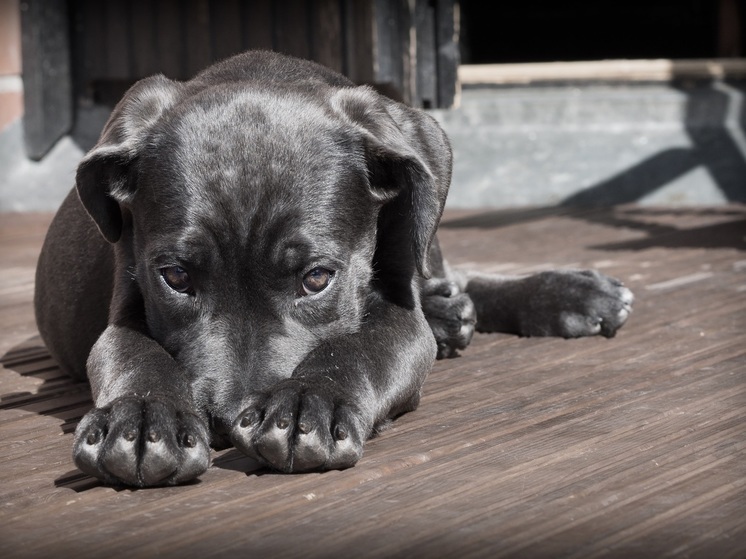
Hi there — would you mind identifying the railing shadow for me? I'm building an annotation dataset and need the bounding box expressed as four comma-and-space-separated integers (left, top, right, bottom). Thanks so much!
0, 336, 99, 491
561, 80, 746, 206
440, 206, 746, 252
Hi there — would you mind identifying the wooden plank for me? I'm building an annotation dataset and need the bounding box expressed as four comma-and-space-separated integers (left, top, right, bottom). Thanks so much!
185, 0, 212, 76
310, 0, 344, 73
435, 0, 459, 108
1, 207, 744, 557
373, 0, 410, 102
241, 0, 274, 51
20, 0, 73, 160
343, 0, 375, 84
70, 0, 99, 100
414, 0, 437, 108
156, 0, 185, 78
373, 0, 459, 108
104, 0, 131, 79
274, 0, 311, 59
459, 58, 746, 85
130, 0, 158, 78
210, 0, 244, 62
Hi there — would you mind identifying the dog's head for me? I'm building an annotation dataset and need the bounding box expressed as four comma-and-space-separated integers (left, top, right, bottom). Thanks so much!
75, 56, 451, 429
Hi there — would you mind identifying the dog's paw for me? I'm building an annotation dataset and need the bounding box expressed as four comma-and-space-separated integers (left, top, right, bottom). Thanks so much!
73, 396, 210, 487
230, 379, 366, 473
526, 270, 634, 338
422, 278, 476, 358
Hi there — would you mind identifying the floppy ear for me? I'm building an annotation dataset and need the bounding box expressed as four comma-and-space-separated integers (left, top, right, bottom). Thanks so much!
76, 75, 184, 243
330, 87, 452, 279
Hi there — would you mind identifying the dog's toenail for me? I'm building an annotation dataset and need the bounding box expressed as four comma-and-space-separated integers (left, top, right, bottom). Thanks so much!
277, 418, 290, 430
86, 432, 99, 445
148, 430, 160, 443
184, 434, 196, 448
124, 429, 137, 442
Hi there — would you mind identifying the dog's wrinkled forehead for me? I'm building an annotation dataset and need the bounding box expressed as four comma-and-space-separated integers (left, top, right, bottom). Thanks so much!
176, 89, 349, 187
137, 86, 371, 244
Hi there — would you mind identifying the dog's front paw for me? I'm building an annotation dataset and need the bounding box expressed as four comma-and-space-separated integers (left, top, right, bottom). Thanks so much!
528, 270, 634, 338
230, 379, 365, 473
73, 396, 210, 487
422, 278, 476, 358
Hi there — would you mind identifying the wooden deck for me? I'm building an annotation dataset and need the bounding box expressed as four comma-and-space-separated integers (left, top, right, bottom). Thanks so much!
1, 206, 744, 558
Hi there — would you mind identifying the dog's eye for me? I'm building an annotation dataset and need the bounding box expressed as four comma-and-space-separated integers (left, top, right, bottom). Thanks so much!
301, 267, 334, 296
161, 266, 193, 294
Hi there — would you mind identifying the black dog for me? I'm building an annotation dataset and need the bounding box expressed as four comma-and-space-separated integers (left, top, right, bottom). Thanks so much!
35, 51, 633, 487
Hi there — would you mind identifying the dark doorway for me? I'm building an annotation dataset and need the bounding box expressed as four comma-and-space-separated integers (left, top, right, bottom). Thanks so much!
460, 0, 736, 64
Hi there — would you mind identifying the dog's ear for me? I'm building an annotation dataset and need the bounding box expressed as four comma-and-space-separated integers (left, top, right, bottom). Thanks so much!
76, 75, 184, 243
330, 87, 452, 279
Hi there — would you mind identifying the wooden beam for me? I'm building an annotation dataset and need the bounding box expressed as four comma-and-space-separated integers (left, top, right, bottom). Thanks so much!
435, 0, 459, 108
459, 58, 746, 85
20, 0, 73, 160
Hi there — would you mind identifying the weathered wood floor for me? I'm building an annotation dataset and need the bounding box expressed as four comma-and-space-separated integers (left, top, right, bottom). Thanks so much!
1, 206, 744, 558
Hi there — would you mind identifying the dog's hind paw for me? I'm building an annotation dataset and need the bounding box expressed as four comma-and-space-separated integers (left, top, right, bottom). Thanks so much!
520, 270, 634, 338
73, 396, 210, 487
231, 379, 366, 473
421, 278, 476, 358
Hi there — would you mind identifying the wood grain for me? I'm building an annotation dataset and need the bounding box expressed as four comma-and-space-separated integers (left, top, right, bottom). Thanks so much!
0, 206, 744, 557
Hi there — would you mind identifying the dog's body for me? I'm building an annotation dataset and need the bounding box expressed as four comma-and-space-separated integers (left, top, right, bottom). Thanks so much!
35, 51, 633, 487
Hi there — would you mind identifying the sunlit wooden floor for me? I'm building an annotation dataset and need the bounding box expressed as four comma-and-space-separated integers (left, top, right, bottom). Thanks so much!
1, 206, 744, 558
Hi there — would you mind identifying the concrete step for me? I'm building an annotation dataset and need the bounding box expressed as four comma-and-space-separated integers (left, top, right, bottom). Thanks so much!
431, 81, 746, 207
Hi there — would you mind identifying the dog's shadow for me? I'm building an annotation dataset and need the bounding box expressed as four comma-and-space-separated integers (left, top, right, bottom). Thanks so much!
212, 449, 266, 476
1, 336, 266, 491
